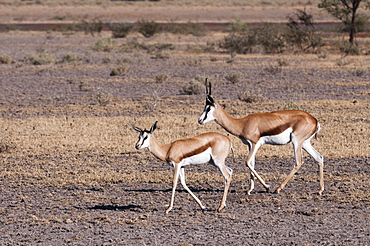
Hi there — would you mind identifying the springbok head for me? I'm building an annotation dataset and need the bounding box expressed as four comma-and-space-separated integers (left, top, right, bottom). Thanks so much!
198, 78, 216, 125
130, 121, 158, 150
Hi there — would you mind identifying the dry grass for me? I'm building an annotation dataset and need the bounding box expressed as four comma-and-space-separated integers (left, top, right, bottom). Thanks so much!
1, 97, 368, 191
1, 99, 368, 160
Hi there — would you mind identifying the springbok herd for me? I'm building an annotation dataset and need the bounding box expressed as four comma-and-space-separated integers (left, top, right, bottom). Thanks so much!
131, 79, 324, 213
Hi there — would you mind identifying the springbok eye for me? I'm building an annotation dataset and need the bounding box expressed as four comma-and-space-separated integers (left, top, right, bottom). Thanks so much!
143, 135, 148, 141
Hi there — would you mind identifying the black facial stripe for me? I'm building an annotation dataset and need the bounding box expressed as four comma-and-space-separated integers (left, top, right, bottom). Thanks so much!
206, 106, 211, 113
202, 106, 211, 120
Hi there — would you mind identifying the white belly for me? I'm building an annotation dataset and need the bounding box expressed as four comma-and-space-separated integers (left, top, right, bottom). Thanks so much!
260, 128, 293, 145
181, 148, 212, 166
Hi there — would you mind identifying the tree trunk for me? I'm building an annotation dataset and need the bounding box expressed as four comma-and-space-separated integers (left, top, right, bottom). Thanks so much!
349, 9, 356, 43
349, 0, 361, 44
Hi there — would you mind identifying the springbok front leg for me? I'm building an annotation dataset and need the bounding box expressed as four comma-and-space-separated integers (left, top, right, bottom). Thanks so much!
166, 164, 181, 214
245, 142, 270, 195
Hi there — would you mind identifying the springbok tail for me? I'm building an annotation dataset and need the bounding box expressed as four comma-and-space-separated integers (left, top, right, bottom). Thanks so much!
314, 122, 321, 140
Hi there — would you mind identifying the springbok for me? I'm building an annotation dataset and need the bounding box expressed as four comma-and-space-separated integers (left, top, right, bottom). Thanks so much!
198, 79, 324, 195
131, 121, 233, 213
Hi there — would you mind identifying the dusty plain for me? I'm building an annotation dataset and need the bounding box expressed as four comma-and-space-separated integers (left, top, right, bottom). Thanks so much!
0, 1, 369, 245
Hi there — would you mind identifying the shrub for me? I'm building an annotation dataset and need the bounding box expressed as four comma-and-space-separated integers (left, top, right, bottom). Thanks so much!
179, 80, 205, 95
96, 92, 112, 106
137, 19, 161, 38
238, 89, 266, 103
110, 23, 134, 38
79, 81, 94, 92
182, 58, 202, 67
92, 39, 115, 52
228, 18, 247, 33
352, 68, 366, 77
194, 74, 207, 83
110, 65, 130, 76
154, 50, 170, 59
79, 19, 103, 36
25, 53, 56, 65
225, 71, 243, 84
102, 55, 111, 64
155, 73, 170, 83
220, 32, 253, 54
0, 56, 12, 64
61, 54, 82, 63
264, 64, 282, 74
220, 24, 285, 54
339, 41, 361, 55
336, 58, 351, 67
285, 9, 323, 53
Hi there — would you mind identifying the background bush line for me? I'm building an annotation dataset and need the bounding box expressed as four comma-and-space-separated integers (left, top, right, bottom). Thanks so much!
1, 18, 367, 55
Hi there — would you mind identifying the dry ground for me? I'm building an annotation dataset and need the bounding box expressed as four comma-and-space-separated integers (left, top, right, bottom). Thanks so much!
0, 2, 370, 245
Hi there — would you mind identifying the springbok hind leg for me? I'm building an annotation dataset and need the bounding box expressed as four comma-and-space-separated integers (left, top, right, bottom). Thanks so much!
303, 141, 324, 195
216, 162, 233, 212
179, 167, 206, 211
275, 139, 303, 194
166, 165, 181, 214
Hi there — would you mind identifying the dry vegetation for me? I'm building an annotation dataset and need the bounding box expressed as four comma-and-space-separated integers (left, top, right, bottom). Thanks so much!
0, 2, 369, 245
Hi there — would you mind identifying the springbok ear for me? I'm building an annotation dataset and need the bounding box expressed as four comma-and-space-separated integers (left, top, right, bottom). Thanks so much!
205, 78, 212, 96
150, 121, 158, 134
128, 124, 142, 132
